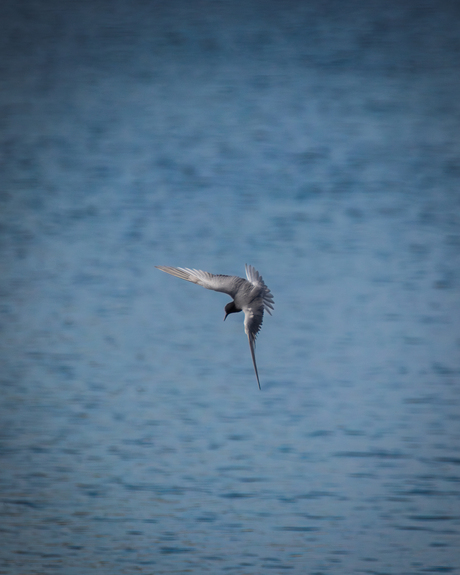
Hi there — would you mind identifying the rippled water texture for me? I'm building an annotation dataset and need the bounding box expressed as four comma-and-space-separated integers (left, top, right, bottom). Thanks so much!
1, 1, 460, 573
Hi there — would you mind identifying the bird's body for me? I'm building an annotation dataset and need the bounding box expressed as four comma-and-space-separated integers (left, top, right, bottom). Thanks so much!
155, 264, 274, 389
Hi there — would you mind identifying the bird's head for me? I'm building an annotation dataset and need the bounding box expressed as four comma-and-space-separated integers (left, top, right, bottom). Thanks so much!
223, 301, 240, 320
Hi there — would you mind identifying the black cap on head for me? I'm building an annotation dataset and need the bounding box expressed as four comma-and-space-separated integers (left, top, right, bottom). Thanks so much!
224, 301, 240, 320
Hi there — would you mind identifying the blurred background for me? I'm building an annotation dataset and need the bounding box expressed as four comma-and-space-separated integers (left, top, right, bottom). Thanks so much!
1, 0, 459, 573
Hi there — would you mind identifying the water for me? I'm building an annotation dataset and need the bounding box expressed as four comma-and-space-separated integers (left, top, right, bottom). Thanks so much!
1, 1, 460, 573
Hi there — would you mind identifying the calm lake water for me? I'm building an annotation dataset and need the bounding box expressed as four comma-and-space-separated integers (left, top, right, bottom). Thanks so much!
1, 1, 460, 573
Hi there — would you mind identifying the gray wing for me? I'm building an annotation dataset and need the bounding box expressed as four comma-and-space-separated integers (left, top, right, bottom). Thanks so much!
155, 266, 243, 297
245, 264, 275, 315
243, 297, 265, 390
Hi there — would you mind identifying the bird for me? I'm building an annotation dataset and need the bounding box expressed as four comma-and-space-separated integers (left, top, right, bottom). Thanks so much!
155, 264, 274, 389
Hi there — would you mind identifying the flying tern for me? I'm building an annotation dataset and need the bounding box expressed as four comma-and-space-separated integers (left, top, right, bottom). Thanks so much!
155, 264, 274, 389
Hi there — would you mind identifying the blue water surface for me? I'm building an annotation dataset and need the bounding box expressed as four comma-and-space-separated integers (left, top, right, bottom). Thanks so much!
1, 1, 460, 573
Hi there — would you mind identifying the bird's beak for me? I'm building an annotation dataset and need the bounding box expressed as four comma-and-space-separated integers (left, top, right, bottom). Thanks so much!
223, 313, 228, 321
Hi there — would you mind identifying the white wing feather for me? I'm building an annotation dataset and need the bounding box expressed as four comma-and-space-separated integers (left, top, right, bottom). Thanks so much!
155, 266, 243, 297
245, 264, 275, 315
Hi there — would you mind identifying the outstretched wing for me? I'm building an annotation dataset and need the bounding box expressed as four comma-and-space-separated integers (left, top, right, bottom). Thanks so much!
155, 266, 242, 297
245, 264, 275, 315
248, 334, 261, 390
243, 297, 265, 390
